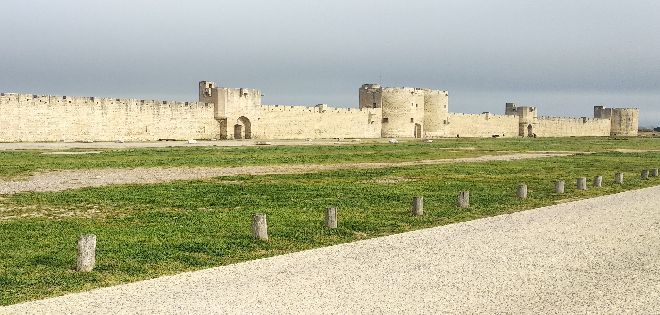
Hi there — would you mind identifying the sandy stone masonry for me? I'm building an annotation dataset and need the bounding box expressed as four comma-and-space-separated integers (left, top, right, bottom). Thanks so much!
0, 81, 638, 142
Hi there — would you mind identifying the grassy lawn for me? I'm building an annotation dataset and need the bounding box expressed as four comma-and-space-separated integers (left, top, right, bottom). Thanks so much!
2, 150, 660, 305
1, 137, 660, 179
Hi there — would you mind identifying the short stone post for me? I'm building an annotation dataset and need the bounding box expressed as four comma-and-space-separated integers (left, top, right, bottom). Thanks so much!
517, 184, 528, 199
252, 213, 268, 241
457, 191, 470, 209
577, 177, 587, 190
411, 196, 423, 216
652, 169, 659, 177
642, 170, 650, 180
555, 180, 565, 194
615, 172, 624, 184
76, 234, 96, 272
593, 176, 603, 188
324, 207, 337, 229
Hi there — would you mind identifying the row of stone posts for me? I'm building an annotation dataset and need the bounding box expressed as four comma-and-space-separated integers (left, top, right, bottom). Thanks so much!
74, 168, 659, 271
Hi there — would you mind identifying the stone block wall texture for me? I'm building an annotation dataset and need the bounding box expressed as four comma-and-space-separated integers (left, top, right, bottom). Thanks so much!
254, 106, 382, 139
0, 94, 218, 142
440, 113, 520, 138
533, 117, 611, 137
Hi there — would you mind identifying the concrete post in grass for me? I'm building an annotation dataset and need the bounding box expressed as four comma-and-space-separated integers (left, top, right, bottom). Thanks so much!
642, 170, 650, 180
577, 177, 588, 190
324, 207, 337, 229
517, 184, 528, 199
615, 172, 624, 184
593, 176, 603, 188
457, 191, 470, 209
411, 197, 423, 216
555, 180, 565, 194
76, 234, 96, 272
652, 169, 659, 177
252, 214, 268, 241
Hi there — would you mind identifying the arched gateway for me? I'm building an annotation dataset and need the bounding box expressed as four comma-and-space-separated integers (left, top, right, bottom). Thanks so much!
234, 116, 252, 139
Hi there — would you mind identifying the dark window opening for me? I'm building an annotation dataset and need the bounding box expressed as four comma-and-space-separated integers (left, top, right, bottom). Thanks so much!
382, 118, 389, 123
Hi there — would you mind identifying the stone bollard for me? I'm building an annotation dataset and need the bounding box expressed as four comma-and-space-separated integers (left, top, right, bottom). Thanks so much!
593, 176, 603, 188
642, 170, 650, 180
517, 184, 528, 199
252, 214, 268, 241
411, 197, 424, 216
577, 177, 587, 190
457, 191, 470, 209
555, 180, 565, 194
324, 207, 337, 229
77, 234, 96, 272
652, 169, 659, 177
615, 172, 624, 184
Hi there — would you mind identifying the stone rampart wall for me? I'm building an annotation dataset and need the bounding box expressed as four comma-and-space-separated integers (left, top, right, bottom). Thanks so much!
252, 105, 382, 139
437, 113, 519, 138
0, 94, 218, 142
534, 117, 610, 137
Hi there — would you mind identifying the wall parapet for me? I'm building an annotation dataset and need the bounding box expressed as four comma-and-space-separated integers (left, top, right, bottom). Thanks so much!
0, 93, 211, 108
260, 104, 373, 114
538, 116, 608, 123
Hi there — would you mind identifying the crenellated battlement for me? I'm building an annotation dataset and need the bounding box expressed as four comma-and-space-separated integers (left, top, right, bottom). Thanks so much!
0, 93, 211, 108
538, 116, 608, 123
449, 112, 514, 120
261, 104, 372, 114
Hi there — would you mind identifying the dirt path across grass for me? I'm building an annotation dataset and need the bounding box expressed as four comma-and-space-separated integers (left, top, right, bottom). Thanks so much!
0, 152, 570, 195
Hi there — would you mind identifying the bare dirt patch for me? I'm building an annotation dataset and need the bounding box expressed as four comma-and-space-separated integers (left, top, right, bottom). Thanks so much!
0, 152, 571, 195
371, 176, 417, 184
0, 204, 109, 221
42, 151, 102, 155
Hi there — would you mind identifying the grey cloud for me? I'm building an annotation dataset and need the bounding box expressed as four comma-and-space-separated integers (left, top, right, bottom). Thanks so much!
1, 0, 658, 126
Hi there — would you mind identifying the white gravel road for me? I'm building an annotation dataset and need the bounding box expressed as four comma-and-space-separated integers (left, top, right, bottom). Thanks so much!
3, 185, 659, 314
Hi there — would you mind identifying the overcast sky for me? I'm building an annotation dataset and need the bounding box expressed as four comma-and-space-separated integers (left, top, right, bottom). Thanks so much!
1, 0, 659, 126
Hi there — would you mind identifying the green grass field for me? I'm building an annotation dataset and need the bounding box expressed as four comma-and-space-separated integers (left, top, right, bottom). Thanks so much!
1, 137, 660, 179
1, 138, 660, 305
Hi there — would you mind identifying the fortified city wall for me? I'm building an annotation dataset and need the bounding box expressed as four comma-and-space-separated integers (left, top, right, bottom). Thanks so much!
201, 81, 381, 140
443, 113, 519, 138
534, 116, 611, 137
0, 81, 640, 142
505, 103, 633, 137
0, 93, 217, 142
256, 105, 381, 139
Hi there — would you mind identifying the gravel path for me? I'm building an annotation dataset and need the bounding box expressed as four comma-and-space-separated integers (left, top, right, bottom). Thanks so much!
0, 152, 568, 194
3, 185, 659, 314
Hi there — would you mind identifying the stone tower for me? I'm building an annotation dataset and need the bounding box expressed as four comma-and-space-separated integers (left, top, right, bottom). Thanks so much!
359, 84, 382, 109
360, 84, 448, 138
422, 89, 449, 136
505, 103, 538, 137
594, 106, 640, 136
